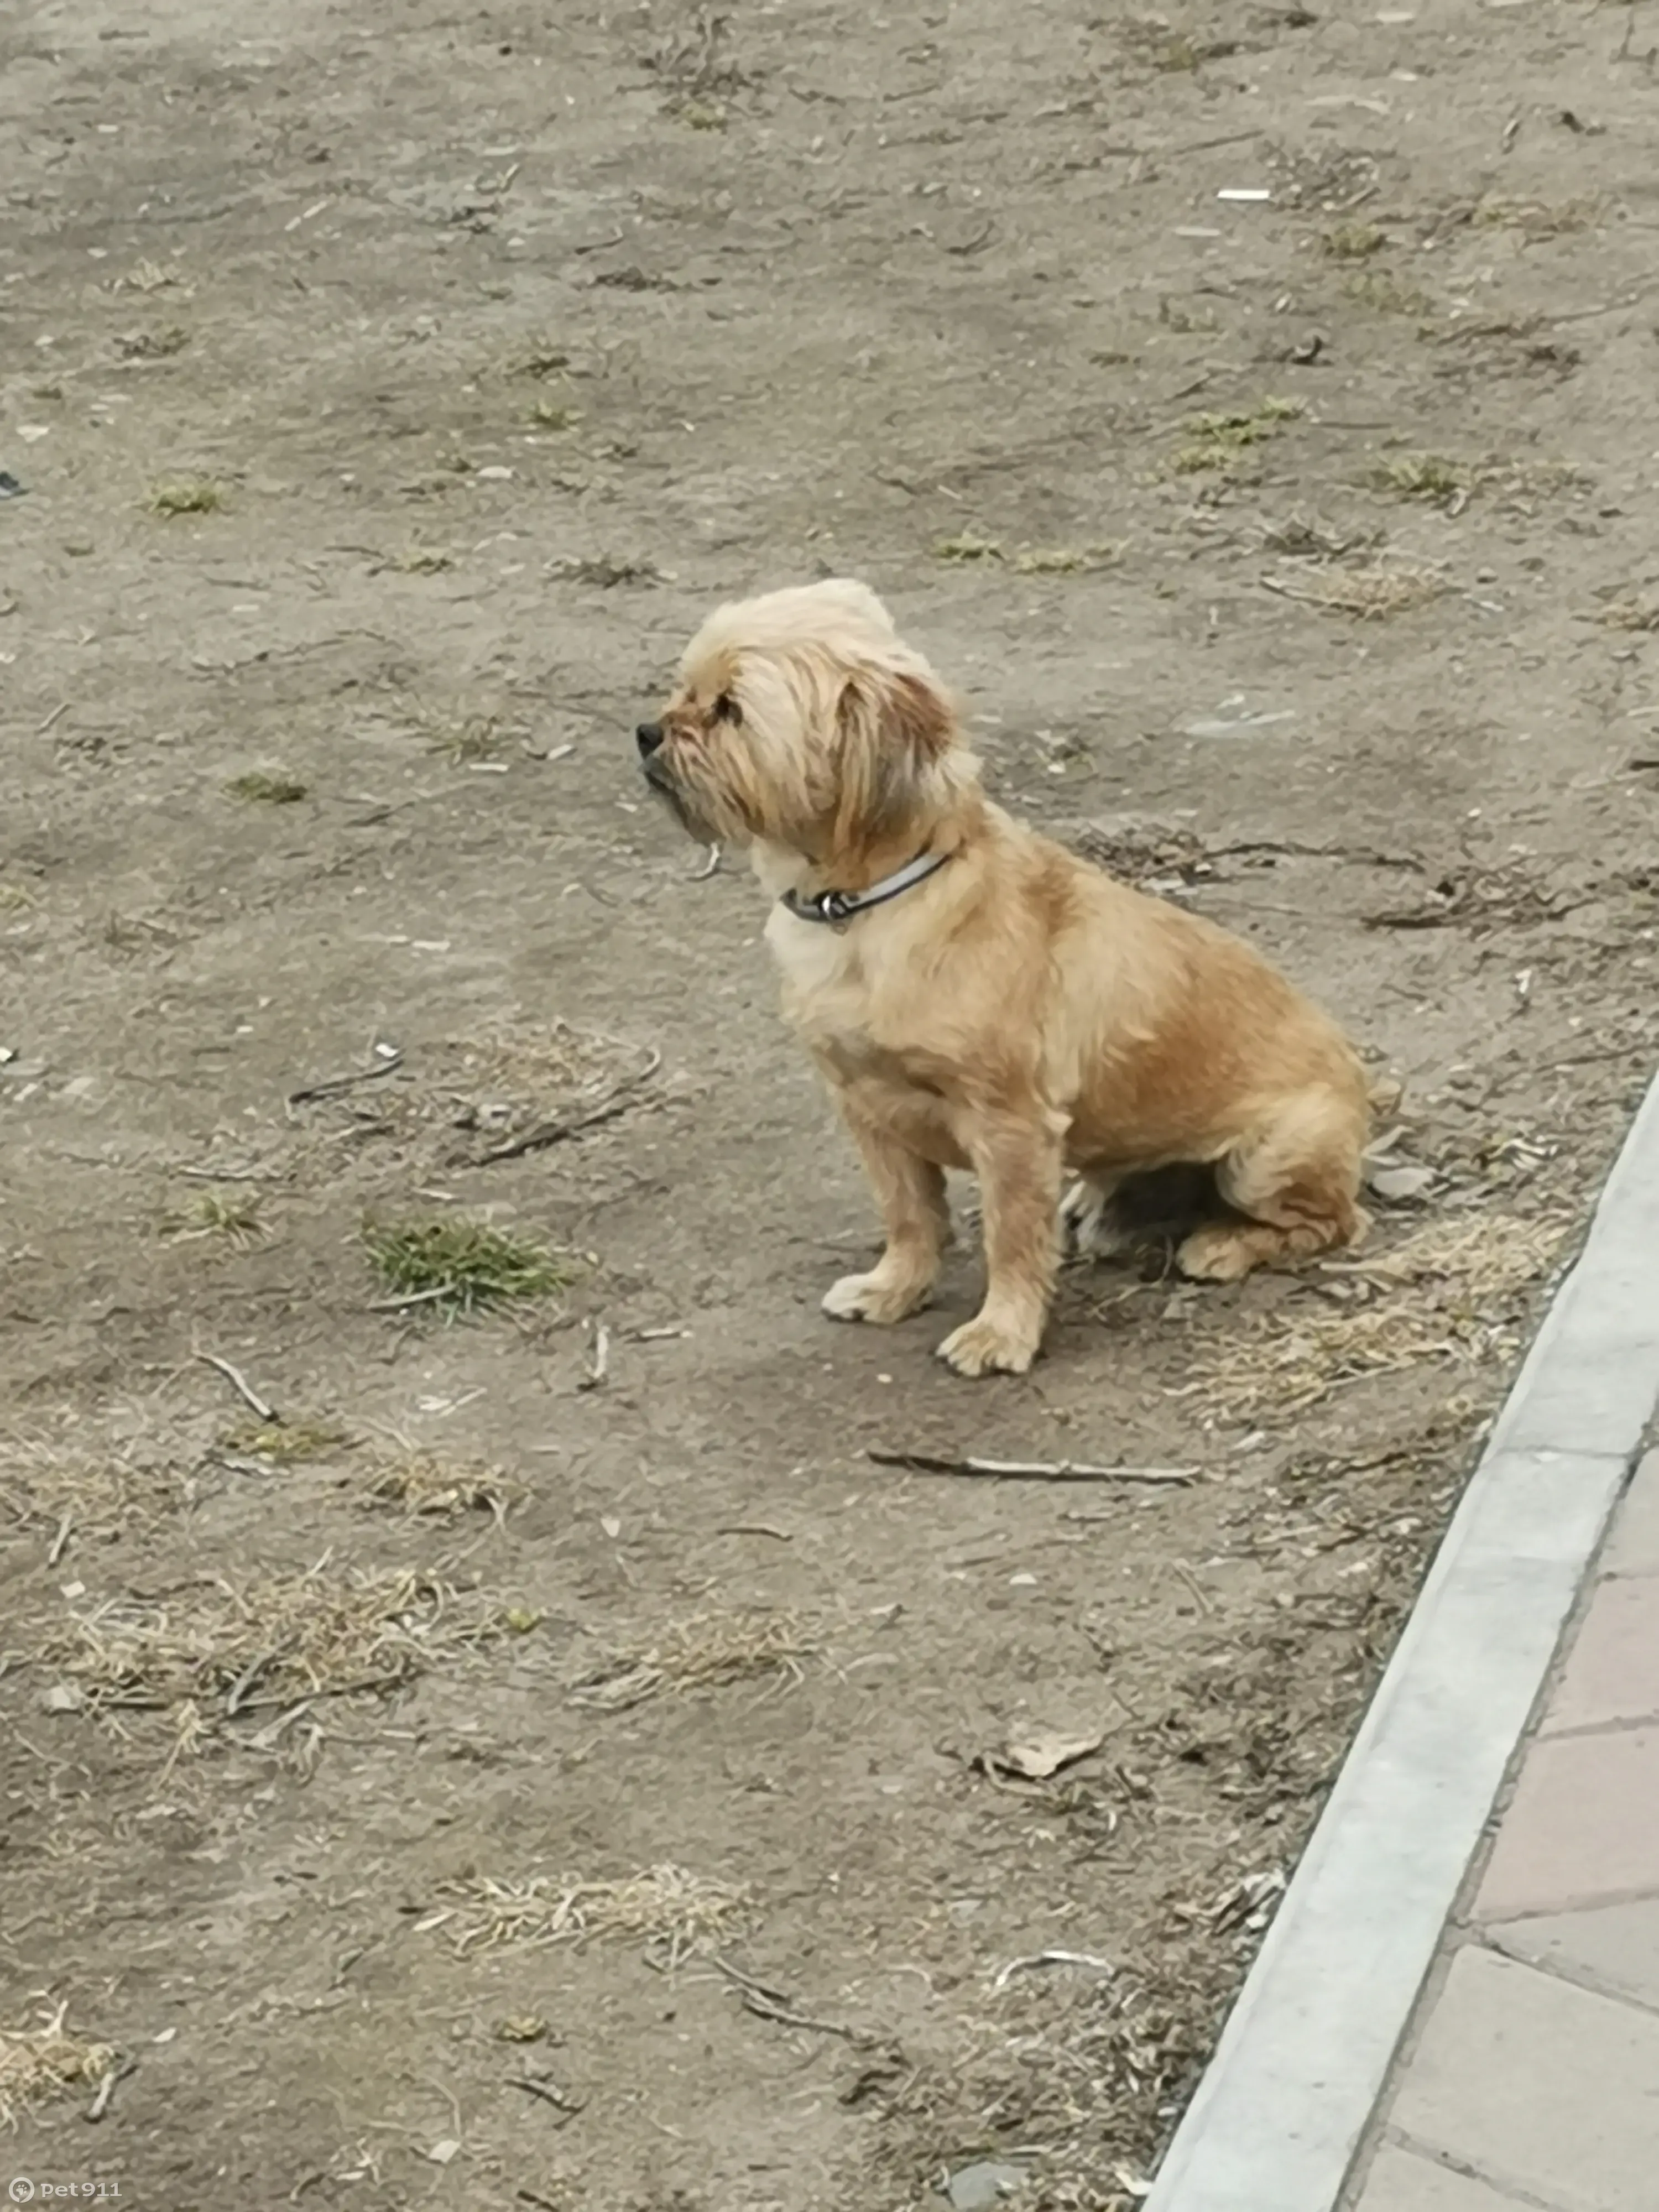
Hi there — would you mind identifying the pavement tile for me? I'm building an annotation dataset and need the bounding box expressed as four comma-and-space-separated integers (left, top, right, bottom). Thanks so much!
1352, 2143, 1539, 2211
1391, 1947, 1659, 2210
1488, 1897, 1659, 2011
1542, 1574, 1659, 1734
1603, 1453, 1659, 1578
1477, 1725, 1659, 1921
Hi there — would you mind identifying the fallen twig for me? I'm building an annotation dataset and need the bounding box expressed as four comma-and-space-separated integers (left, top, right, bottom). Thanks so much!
1211, 837, 1425, 874
869, 1450, 1198, 1484
211, 1452, 283, 1478
48, 1514, 73, 1568
712, 1956, 856, 2038
367, 1285, 453, 1314
992, 1948, 1114, 1991
475, 1048, 663, 1165
507, 2075, 585, 2124
197, 1351, 280, 1423
287, 1046, 404, 1107
693, 843, 722, 880
225, 1646, 284, 1718
86, 2059, 135, 2122
578, 1322, 611, 1392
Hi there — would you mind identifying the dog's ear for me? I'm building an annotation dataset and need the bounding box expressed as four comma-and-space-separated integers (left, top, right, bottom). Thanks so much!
833, 667, 954, 854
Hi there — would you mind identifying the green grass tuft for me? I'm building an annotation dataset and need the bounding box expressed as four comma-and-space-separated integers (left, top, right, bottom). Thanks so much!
221, 1417, 352, 1464
1321, 224, 1386, 261
364, 1217, 572, 1317
1365, 453, 1472, 504
149, 476, 223, 516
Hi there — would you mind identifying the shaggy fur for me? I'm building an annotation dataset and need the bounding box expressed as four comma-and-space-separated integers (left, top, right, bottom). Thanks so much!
636, 578, 1373, 1377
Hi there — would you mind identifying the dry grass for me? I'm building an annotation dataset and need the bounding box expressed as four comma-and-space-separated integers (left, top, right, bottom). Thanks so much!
149, 474, 223, 516
569, 1608, 821, 1712
359, 1452, 517, 1522
1595, 599, 1659, 634
933, 531, 1004, 564
1185, 1211, 1569, 1419
1172, 398, 1303, 476
1343, 269, 1433, 317
113, 257, 194, 295
1321, 223, 1386, 260
1121, 22, 1238, 72
1475, 195, 1602, 238
219, 1417, 352, 1465
422, 711, 510, 763
39, 1564, 530, 1716
509, 339, 571, 379
0, 1444, 176, 1531
226, 770, 307, 804
390, 545, 455, 573
1262, 557, 1446, 619
1366, 454, 1582, 513
431, 1865, 749, 1963
0, 2003, 118, 2127
345, 1019, 659, 1164
116, 324, 190, 359
549, 554, 664, 586
1014, 542, 1126, 574
1259, 513, 1369, 560
932, 534, 1125, 573
1365, 453, 1473, 506
163, 1190, 266, 1246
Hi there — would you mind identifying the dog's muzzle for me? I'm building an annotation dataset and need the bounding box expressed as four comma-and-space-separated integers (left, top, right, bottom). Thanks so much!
634, 722, 672, 792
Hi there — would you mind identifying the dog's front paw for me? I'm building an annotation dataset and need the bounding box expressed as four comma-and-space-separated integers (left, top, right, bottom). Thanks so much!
936, 1313, 1040, 1378
822, 1271, 931, 1326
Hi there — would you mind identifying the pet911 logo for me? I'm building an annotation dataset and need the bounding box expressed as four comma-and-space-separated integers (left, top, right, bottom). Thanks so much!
8, 2184, 123, 2203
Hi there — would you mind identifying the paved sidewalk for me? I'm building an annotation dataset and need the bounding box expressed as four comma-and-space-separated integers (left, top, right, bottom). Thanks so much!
1344, 1448, 1659, 2212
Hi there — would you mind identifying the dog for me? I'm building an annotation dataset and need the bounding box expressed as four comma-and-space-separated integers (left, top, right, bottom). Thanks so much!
635, 577, 1373, 1377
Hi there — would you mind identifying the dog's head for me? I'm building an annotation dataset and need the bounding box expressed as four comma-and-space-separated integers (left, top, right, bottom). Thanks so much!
634, 579, 971, 865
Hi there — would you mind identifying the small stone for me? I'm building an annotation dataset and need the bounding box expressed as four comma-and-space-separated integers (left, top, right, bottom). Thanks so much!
946, 2159, 1029, 2210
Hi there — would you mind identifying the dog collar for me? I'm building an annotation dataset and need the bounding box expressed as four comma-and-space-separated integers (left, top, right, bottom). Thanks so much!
779, 850, 950, 928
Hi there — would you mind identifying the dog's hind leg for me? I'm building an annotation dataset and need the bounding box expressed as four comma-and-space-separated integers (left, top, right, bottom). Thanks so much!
823, 1108, 951, 1325
1177, 1089, 1370, 1285
1060, 1171, 1131, 1261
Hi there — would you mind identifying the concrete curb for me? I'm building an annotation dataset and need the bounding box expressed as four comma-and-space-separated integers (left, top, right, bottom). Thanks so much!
1142, 1072, 1659, 2212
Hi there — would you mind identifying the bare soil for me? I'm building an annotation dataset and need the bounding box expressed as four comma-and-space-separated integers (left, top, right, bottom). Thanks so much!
3, 3, 1658, 2208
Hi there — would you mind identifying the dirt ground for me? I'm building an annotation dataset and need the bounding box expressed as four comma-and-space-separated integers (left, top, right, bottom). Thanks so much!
3, 1, 1658, 2206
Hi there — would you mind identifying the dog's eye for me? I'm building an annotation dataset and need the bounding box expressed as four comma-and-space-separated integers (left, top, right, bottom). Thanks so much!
711, 692, 743, 726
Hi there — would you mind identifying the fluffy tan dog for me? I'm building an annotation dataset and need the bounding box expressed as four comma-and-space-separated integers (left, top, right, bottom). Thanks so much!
636, 578, 1373, 1378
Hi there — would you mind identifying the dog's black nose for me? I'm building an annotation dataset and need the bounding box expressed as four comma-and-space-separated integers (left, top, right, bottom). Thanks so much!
635, 722, 665, 758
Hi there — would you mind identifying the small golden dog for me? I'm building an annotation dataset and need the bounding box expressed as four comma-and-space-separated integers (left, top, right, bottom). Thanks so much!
637, 578, 1373, 1378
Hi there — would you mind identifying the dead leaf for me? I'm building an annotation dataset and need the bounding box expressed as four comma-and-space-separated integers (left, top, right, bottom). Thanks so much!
1367, 1162, 1437, 1204
982, 1727, 1105, 1782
